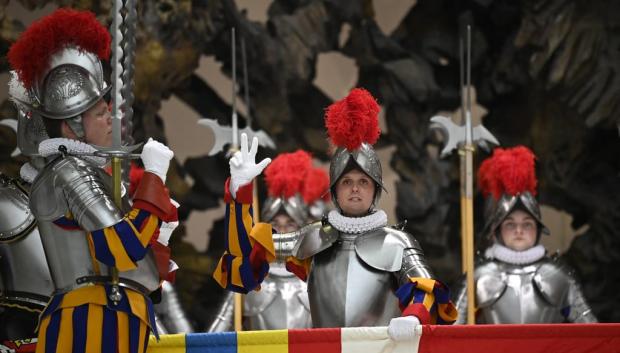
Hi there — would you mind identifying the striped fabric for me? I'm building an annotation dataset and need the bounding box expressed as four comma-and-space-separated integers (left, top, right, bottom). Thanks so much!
146, 324, 620, 353
36, 285, 156, 353
53, 209, 160, 271
213, 182, 275, 293
395, 277, 458, 325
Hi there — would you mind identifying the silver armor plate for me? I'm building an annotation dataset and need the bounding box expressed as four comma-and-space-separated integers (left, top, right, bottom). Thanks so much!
455, 258, 598, 324
0, 178, 35, 242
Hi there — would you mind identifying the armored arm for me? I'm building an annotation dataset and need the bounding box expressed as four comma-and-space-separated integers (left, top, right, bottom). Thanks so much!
154, 281, 194, 333
566, 274, 598, 323
206, 291, 235, 332
452, 278, 468, 325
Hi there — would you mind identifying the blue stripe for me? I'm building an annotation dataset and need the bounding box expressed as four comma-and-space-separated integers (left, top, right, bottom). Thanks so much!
142, 327, 150, 353
72, 304, 89, 353
233, 202, 253, 255
413, 289, 427, 305
128, 315, 141, 353
102, 308, 118, 353
239, 259, 257, 291
91, 229, 116, 267
224, 205, 230, 253
130, 209, 150, 230
44, 311, 62, 353
146, 296, 159, 339
53, 216, 80, 229
114, 220, 148, 262
41, 293, 65, 320
432, 283, 450, 303
186, 332, 237, 353
395, 282, 414, 306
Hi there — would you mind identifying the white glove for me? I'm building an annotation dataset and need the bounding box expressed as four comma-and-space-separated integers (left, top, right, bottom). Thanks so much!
229, 133, 271, 199
141, 138, 174, 183
388, 315, 420, 341
157, 199, 179, 246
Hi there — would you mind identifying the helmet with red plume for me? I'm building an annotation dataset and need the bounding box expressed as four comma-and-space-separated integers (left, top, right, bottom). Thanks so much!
261, 150, 313, 226
325, 88, 384, 212
477, 146, 549, 239
7, 9, 111, 138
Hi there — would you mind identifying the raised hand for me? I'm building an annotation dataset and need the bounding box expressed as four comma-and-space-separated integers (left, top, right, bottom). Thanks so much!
229, 133, 271, 198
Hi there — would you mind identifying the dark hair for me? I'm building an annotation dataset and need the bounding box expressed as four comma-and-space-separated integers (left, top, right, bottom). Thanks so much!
42, 117, 63, 138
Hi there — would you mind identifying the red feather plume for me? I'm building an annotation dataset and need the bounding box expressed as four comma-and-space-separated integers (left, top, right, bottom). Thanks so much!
302, 167, 330, 203
8, 8, 111, 89
264, 150, 313, 199
325, 88, 381, 151
478, 146, 537, 200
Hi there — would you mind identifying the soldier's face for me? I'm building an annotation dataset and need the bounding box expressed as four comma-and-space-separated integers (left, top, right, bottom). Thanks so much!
271, 213, 298, 233
500, 209, 538, 251
82, 99, 112, 147
335, 169, 375, 217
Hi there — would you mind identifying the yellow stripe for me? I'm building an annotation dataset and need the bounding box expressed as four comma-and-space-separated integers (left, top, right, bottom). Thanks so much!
118, 311, 130, 353
422, 291, 435, 311
250, 223, 275, 262
56, 307, 74, 353
85, 304, 103, 353
104, 227, 137, 271
61, 286, 107, 308
146, 333, 185, 353
410, 277, 437, 293
212, 256, 228, 288
87, 234, 101, 275
36, 315, 50, 353
138, 321, 147, 353
229, 203, 241, 255
231, 256, 244, 287
138, 215, 159, 246
126, 290, 150, 327
238, 329, 288, 353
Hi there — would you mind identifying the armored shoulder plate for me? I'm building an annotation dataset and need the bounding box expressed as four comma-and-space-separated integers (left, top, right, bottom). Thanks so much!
475, 260, 508, 308
533, 258, 571, 306
0, 177, 36, 242
30, 156, 123, 231
354, 226, 422, 272
292, 221, 339, 260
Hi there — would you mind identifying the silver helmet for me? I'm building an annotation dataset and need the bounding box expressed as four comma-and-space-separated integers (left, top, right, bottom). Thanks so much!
329, 143, 386, 211
7, 9, 111, 139
261, 194, 309, 226
478, 146, 550, 241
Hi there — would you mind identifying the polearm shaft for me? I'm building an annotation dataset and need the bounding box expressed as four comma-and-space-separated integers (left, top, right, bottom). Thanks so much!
463, 25, 476, 325
459, 38, 467, 275
109, 0, 126, 303
231, 27, 243, 332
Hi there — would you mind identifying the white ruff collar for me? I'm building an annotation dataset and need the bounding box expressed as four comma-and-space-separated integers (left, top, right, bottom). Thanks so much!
39, 138, 106, 166
485, 243, 546, 265
20, 138, 107, 183
327, 209, 387, 234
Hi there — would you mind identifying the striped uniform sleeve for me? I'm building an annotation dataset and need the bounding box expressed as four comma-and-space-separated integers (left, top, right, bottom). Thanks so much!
213, 178, 275, 293
285, 256, 312, 282
52, 172, 176, 272
395, 277, 458, 325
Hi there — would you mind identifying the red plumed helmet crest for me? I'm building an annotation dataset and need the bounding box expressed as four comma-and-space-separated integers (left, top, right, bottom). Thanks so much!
325, 88, 381, 151
8, 8, 111, 89
302, 167, 330, 204
478, 146, 538, 200
264, 150, 313, 199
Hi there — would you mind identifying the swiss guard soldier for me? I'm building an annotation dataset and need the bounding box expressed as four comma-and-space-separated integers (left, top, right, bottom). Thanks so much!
7, 9, 177, 353
454, 146, 597, 324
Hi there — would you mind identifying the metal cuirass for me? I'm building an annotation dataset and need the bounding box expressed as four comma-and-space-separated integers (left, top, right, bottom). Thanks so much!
308, 231, 401, 327
29, 155, 160, 296
244, 263, 311, 330
455, 258, 597, 324
0, 177, 53, 309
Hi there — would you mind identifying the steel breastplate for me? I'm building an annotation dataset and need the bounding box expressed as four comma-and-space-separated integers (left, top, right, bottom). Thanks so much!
0, 178, 36, 242
478, 261, 565, 324
308, 232, 400, 328
0, 227, 53, 308
244, 268, 311, 330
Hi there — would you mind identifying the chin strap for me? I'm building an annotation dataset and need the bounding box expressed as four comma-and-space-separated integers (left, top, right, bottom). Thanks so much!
64, 115, 86, 139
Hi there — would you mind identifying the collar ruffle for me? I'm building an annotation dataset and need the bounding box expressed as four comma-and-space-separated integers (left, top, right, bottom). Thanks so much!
485, 243, 546, 265
327, 209, 387, 234
20, 138, 107, 183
